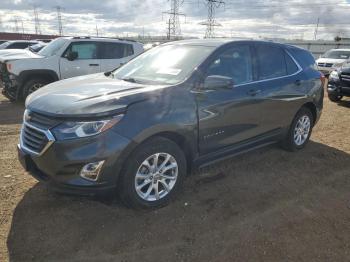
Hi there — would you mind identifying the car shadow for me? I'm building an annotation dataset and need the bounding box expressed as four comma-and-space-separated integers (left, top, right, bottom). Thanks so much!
0, 99, 24, 125
7, 141, 350, 262
336, 99, 350, 108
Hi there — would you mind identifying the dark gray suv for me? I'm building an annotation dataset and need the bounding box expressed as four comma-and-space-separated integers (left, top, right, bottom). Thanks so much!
17, 40, 324, 208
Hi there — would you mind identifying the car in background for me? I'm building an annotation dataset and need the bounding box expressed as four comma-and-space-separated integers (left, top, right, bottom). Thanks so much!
316, 49, 350, 76
327, 63, 350, 102
26, 42, 47, 53
0, 40, 9, 45
0, 40, 39, 50
17, 40, 324, 208
0, 36, 144, 101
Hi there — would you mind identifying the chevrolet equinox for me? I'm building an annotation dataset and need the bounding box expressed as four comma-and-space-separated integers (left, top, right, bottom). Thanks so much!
17, 40, 324, 208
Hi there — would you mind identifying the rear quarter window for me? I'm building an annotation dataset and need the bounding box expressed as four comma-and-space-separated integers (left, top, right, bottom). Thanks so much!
100, 42, 134, 59
288, 47, 316, 70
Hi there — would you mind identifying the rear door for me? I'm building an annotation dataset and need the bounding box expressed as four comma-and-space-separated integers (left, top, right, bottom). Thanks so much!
59, 41, 101, 79
196, 43, 265, 154
253, 42, 304, 131
99, 42, 135, 72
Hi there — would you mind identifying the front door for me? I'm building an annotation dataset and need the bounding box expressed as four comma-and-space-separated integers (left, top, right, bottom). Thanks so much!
196, 43, 264, 155
59, 41, 101, 79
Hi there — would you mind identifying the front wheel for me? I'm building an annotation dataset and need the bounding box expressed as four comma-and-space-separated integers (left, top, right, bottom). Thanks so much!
22, 78, 49, 101
282, 107, 314, 151
118, 137, 187, 208
328, 94, 342, 102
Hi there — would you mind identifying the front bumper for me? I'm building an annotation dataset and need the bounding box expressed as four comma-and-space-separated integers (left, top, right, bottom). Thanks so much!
17, 129, 133, 196
328, 81, 350, 97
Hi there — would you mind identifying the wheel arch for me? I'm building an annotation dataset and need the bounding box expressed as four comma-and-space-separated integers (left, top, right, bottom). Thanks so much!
17, 69, 59, 99
302, 102, 317, 125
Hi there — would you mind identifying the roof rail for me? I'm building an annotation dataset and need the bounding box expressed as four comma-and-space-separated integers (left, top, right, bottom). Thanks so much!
71, 36, 137, 42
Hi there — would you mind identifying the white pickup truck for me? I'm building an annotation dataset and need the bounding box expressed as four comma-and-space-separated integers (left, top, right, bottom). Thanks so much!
0, 36, 144, 101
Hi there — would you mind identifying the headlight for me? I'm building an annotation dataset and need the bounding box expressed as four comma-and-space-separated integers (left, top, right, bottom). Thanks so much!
52, 114, 124, 140
329, 71, 339, 80
333, 62, 344, 68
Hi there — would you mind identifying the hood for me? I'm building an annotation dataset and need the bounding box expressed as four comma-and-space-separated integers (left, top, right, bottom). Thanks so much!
26, 73, 168, 118
0, 49, 42, 62
316, 57, 349, 64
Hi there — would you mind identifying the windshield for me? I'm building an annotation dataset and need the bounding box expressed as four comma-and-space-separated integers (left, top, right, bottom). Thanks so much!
38, 38, 67, 57
0, 42, 11, 49
322, 50, 350, 59
113, 44, 215, 85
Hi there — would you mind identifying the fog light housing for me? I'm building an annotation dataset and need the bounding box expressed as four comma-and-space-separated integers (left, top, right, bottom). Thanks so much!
80, 160, 105, 181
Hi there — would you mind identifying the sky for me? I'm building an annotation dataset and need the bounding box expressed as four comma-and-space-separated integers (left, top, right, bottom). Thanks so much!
0, 0, 350, 40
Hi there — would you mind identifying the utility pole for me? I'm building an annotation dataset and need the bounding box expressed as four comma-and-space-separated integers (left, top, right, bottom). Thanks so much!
95, 24, 99, 37
20, 19, 24, 34
55, 6, 63, 36
199, 0, 225, 38
314, 17, 319, 40
13, 19, 19, 33
33, 6, 41, 35
163, 0, 185, 40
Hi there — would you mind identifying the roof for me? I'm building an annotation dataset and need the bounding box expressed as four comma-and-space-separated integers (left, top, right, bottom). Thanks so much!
162, 38, 297, 49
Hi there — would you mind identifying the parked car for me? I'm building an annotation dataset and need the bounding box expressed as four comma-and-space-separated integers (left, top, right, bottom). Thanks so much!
0, 40, 9, 45
0, 36, 144, 101
0, 40, 39, 50
26, 42, 47, 53
327, 63, 350, 102
17, 40, 324, 208
316, 49, 350, 76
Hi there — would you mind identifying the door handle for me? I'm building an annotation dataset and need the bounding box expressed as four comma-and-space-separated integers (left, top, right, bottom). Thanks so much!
89, 64, 99, 66
295, 79, 301, 86
247, 89, 261, 96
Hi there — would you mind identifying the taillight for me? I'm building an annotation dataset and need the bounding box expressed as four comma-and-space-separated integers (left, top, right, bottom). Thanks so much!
6, 63, 12, 71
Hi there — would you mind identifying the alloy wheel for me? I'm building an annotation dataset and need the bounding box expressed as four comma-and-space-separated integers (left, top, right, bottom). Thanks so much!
293, 115, 311, 146
134, 153, 178, 202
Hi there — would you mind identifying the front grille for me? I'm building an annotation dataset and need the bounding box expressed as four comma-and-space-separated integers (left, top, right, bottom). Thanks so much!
318, 62, 333, 68
21, 124, 49, 154
25, 110, 61, 129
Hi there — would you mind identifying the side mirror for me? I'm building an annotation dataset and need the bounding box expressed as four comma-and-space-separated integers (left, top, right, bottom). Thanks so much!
66, 51, 78, 61
203, 75, 234, 90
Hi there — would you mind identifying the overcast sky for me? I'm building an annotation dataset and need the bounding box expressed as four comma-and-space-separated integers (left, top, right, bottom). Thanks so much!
0, 0, 350, 40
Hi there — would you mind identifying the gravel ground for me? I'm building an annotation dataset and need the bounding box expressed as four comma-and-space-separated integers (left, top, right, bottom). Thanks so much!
0, 91, 350, 262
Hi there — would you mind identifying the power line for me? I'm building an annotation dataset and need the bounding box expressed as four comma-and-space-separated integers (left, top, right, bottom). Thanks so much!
199, 0, 225, 38
163, 0, 186, 40
33, 6, 42, 35
55, 6, 64, 36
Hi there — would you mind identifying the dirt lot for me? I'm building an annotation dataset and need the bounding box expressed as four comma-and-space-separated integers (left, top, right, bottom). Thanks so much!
0, 92, 349, 262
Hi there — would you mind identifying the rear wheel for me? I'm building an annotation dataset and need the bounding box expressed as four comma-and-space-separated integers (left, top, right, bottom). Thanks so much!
22, 78, 49, 101
328, 93, 342, 102
282, 107, 314, 151
118, 137, 187, 208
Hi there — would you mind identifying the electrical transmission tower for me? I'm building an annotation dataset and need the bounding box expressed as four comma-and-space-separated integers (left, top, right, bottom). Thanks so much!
163, 0, 185, 40
33, 6, 41, 35
199, 0, 224, 38
55, 6, 63, 36
13, 18, 19, 33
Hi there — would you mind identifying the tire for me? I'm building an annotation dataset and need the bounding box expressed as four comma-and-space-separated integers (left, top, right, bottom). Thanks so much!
22, 78, 49, 101
328, 93, 342, 102
118, 137, 187, 209
282, 107, 314, 152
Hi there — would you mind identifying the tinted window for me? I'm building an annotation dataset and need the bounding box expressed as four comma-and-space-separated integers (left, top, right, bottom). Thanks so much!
206, 45, 253, 85
289, 47, 316, 70
65, 42, 98, 59
285, 52, 299, 74
100, 42, 134, 59
256, 44, 287, 80
8, 42, 32, 49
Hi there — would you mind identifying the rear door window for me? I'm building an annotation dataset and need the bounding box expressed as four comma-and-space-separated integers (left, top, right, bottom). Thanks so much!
100, 42, 134, 59
206, 45, 253, 85
256, 44, 287, 80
